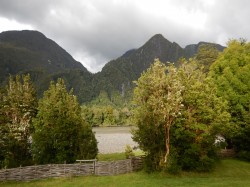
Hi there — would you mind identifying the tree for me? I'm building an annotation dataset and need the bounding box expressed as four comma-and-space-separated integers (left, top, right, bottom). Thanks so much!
0, 88, 8, 168
32, 78, 97, 164
1, 74, 37, 168
209, 40, 250, 160
171, 60, 230, 171
133, 59, 183, 170
133, 59, 230, 172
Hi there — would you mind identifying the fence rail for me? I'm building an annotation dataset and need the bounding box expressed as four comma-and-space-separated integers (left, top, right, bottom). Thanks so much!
0, 156, 144, 182
218, 149, 235, 158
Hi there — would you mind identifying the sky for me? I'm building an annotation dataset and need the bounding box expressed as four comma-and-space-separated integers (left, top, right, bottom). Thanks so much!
0, 0, 249, 73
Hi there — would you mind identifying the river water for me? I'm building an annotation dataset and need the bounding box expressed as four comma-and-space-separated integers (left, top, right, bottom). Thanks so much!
93, 126, 138, 153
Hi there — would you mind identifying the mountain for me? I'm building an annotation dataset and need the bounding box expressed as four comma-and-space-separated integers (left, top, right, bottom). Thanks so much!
0, 30, 87, 73
95, 34, 225, 97
184, 41, 225, 59
0, 30, 225, 104
0, 30, 95, 103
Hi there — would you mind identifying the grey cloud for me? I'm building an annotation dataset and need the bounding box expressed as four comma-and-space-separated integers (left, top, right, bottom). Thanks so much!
0, 0, 250, 72
205, 0, 250, 42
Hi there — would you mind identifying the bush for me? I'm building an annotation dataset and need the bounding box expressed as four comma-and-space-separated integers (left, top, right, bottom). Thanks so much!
197, 155, 215, 172
237, 151, 250, 161
125, 144, 135, 159
166, 149, 181, 174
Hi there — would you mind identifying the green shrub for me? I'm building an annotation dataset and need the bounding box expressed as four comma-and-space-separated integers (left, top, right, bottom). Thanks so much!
125, 144, 135, 159
237, 151, 250, 161
166, 149, 181, 174
197, 155, 215, 172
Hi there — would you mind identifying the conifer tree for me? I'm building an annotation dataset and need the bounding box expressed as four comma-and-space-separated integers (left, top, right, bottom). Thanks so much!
32, 78, 97, 164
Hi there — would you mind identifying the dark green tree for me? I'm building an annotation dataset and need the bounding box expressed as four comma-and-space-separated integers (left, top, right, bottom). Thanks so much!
209, 40, 250, 160
32, 78, 97, 164
0, 88, 8, 168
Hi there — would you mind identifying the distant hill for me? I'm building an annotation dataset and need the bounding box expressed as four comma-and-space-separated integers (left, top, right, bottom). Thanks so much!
0, 30, 225, 103
184, 41, 225, 59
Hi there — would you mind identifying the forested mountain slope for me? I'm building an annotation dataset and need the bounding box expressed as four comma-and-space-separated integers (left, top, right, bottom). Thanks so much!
0, 30, 225, 103
0, 30, 94, 102
95, 34, 225, 97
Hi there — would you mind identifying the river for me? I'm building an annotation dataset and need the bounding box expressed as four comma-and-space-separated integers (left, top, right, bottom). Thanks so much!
93, 126, 138, 153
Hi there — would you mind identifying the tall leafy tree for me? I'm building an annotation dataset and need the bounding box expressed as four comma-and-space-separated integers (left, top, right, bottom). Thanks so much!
0, 88, 8, 168
1, 74, 37, 168
209, 40, 250, 159
32, 78, 97, 164
133, 59, 183, 170
133, 59, 230, 172
171, 60, 230, 171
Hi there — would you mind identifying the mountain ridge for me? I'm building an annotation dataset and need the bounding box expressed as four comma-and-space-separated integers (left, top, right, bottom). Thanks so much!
0, 30, 225, 103
96, 33, 225, 95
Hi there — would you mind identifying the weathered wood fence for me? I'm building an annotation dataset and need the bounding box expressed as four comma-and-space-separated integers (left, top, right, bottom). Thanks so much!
218, 149, 235, 158
0, 156, 144, 182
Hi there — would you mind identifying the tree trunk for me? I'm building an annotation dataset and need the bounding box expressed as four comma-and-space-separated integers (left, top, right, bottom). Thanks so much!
164, 125, 170, 163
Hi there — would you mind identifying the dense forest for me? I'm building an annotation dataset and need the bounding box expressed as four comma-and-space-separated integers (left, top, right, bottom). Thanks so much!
0, 30, 249, 172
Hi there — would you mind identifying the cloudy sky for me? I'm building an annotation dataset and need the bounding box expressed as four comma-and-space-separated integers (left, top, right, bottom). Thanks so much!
0, 0, 249, 72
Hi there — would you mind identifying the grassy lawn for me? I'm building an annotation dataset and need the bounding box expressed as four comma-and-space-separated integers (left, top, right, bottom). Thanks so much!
1, 159, 250, 187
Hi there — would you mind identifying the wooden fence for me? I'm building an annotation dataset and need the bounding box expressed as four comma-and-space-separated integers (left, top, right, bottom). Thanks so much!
218, 149, 235, 158
0, 156, 144, 182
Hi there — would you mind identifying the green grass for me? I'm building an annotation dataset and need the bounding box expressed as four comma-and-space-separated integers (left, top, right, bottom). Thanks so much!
97, 150, 144, 161
97, 152, 126, 161
1, 159, 250, 187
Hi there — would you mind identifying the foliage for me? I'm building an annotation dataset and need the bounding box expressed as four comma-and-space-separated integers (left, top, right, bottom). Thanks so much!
32, 78, 97, 164
195, 44, 220, 73
172, 60, 230, 171
125, 144, 135, 159
0, 30, 94, 103
0, 31, 225, 105
82, 105, 132, 127
0, 74, 38, 168
209, 39, 250, 158
133, 59, 183, 170
133, 59, 230, 172
0, 88, 8, 168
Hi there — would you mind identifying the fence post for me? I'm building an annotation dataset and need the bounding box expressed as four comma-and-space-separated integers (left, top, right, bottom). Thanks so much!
19, 165, 22, 181
93, 160, 96, 175
49, 164, 51, 178
64, 161, 66, 176
35, 164, 37, 179
78, 163, 80, 175
129, 157, 133, 172
5, 166, 7, 181
113, 161, 115, 175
